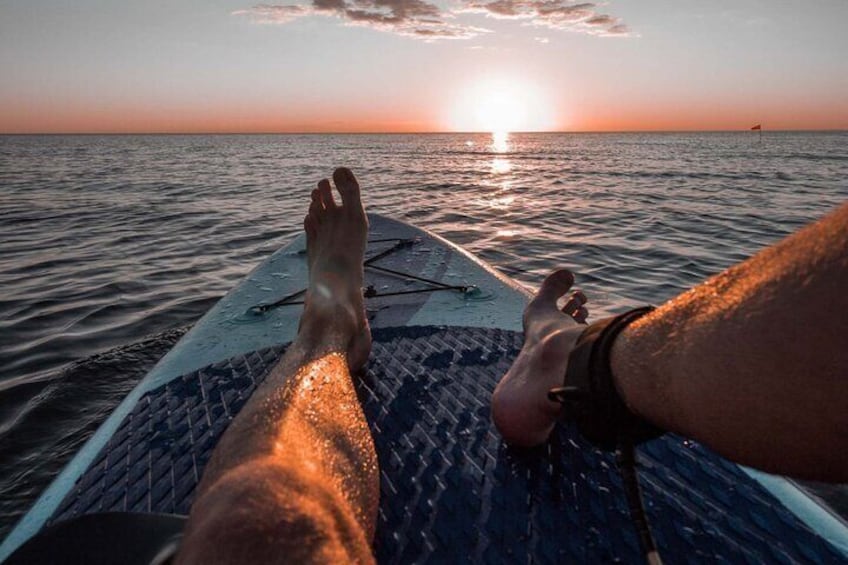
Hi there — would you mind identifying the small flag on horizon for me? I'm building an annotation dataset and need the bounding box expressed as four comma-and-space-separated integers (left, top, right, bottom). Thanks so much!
751, 124, 762, 130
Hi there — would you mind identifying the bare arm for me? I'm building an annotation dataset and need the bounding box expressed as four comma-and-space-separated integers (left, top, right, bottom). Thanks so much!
612, 202, 848, 481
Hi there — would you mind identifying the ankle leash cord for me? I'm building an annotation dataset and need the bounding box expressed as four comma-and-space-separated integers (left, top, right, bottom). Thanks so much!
548, 307, 664, 565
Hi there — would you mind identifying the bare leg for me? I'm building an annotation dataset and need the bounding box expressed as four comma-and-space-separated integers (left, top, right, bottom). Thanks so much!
493, 203, 848, 482
176, 168, 378, 564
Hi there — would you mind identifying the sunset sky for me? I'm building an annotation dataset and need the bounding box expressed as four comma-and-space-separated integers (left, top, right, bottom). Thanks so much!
1, 1, 846, 133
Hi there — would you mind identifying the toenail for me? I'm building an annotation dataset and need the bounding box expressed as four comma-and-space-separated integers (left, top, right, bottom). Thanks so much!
555, 270, 573, 283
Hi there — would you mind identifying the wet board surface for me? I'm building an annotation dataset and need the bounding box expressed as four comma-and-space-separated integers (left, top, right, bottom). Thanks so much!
2, 214, 847, 563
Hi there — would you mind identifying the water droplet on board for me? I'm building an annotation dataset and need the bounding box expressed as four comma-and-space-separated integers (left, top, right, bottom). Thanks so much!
232, 307, 269, 324
461, 286, 494, 302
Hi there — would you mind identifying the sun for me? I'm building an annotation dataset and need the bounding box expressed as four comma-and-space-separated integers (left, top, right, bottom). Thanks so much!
474, 92, 527, 133
447, 76, 555, 132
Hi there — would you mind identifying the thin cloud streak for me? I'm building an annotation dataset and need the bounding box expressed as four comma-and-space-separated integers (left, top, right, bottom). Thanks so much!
234, 0, 629, 40
460, 0, 629, 35
232, 4, 308, 24
234, 1, 489, 39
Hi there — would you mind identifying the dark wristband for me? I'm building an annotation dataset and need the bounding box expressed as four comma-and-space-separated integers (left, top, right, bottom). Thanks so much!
548, 307, 664, 451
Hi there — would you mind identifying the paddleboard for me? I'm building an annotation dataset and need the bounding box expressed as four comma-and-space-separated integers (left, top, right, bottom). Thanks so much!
2, 213, 847, 563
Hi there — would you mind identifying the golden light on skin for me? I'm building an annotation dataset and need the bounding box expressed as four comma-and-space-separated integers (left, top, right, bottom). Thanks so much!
447, 77, 556, 133
266, 352, 379, 534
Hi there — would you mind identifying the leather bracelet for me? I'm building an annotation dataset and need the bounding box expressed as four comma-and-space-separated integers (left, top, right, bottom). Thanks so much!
548, 307, 664, 451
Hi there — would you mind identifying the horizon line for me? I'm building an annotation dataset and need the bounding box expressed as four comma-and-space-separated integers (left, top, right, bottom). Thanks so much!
2, 128, 847, 136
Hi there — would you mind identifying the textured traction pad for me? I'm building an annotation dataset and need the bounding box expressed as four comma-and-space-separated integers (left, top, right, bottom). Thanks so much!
48, 326, 842, 563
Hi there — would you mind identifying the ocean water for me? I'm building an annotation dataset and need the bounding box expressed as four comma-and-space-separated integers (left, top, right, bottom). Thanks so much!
1, 132, 846, 536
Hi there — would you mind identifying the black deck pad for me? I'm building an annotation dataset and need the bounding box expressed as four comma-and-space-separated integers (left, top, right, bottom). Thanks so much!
45, 326, 843, 563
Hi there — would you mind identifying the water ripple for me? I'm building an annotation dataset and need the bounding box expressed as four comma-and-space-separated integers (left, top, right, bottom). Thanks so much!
0, 132, 846, 535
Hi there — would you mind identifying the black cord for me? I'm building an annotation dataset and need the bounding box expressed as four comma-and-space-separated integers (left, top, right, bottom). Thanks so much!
251, 284, 473, 312
249, 288, 306, 314
365, 263, 457, 289
363, 285, 471, 298
362, 238, 418, 266
250, 237, 471, 314
617, 442, 662, 565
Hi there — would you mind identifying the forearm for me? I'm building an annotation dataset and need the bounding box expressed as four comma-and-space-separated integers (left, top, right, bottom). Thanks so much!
611, 202, 848, 481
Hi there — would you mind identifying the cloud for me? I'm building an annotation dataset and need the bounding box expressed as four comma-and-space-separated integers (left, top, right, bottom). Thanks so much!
234, 1, 488, 39
232, 4, 308, 23
459, 1, 630, 36
603, 23, 629, 35
234, 0, 629, 40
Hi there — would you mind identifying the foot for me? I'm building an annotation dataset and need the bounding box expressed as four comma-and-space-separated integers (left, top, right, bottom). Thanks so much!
491, 269, 589, 447
300, 167, 372, 372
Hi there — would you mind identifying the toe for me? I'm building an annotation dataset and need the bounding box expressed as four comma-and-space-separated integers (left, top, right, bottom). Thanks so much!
318, 179, 336, 209
333, 167, 362, 209
532, 269, 575, 309
561, 290, 587, 316
574, 306, 589, 324
309, 189, 323, 221
304, 213, 317, 242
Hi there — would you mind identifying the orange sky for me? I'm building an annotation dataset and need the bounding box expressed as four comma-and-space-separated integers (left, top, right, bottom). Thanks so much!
3, 96, 845, 134
1, 2, 846, 133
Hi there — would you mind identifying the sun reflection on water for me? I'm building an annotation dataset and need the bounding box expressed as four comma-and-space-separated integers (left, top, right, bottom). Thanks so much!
490, 131, 512, 177
495, 229, 518, 239
491, 131, 510, 153
488, 195, 515, 209
491, 158, 511, 174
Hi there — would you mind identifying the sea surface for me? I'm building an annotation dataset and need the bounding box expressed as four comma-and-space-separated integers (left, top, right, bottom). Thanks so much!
1, 132, 846, 537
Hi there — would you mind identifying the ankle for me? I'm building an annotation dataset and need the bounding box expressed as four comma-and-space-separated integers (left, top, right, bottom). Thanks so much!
300, 297, 358, 339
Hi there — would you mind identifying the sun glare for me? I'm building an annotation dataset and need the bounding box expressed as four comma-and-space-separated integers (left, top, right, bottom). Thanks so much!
447, 77, 555, 133
491, 131, 510, 153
